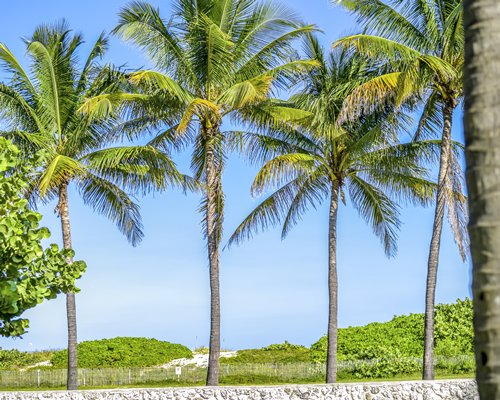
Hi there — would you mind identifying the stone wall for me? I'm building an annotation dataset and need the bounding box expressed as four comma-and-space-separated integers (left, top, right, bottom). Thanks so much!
0, 379, 478, 400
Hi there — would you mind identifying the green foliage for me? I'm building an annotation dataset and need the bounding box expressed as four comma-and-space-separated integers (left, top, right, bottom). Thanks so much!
228, 38, 437, 256
0, 349, 50, 370
222, 341, 314, 364
262, 341, 307, 352
193, 347, 209, 355
341, 351, 422, 379
113, 0, 317, 251
0, 138, 86, 337
50, 337, 192, 368
435, 355, 475, 375
0, 23, 187, 247
311, 313, 425, 362
434, 299, 474, 356
334, 0, 468, 257
311, 298, 474, 379
311, 299, 473, 364
222, 299, 474, 376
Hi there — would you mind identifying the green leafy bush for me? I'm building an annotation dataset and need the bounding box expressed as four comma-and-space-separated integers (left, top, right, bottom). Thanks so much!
262, 341, 307, 351
339, 350, 421, 379
0, 349, 51, 370
311, 299, 473, 363
222, 341, 314, 364
434, 299, 474, 356
0, 138, 86, 337
193, 347, 209, 354
435, 355, 475, 375
51, 337, 192, 368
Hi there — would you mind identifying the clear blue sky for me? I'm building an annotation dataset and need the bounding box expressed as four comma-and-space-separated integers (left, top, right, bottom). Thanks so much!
0, 0, 470, 352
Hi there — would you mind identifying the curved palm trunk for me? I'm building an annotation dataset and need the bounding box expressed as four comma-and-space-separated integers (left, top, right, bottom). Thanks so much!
205, 129, 222, 386
58, 184, 78, 391
464, 2, 500, 397
422, 102, 454, 380
326, 183, 340, 383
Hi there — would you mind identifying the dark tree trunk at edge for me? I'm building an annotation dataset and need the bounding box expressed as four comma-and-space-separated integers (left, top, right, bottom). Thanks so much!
326, 183, 340, 383
464, 1, 500, 398
205, 128, 222, 386
422, 102, 454, 380
58, 184, 78, 391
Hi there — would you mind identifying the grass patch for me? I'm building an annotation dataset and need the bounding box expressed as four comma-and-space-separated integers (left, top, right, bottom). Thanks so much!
0, 371, 475, 392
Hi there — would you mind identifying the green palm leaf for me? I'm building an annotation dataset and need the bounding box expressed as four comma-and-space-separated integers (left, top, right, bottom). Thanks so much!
78, 174, 143, 246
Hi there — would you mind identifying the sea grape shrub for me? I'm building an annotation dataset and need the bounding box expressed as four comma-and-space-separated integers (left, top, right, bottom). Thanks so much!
343, 349, 422, 379
434, 354, 475, 374
262, 341, 307, 351
311, 299, 474, 362
222, 341, 314, 364
0, 349, 48, 370
434, 298, 474, 356
0, 138, 86, 337
51, 337, 192, 368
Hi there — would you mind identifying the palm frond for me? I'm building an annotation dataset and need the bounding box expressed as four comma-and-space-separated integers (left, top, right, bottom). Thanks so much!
339, 72, 403, 121
78, 93, 150, 120
178, 98, 221, 133
78, 173, 144, 246
82, 145, 193, 193
26, 40, 65, 141
114, 1, 198, 85
0, 43, 37, 97
0, 83, 43, 132
444, 147, 469, 261
227, 177, 300, 247
218, 75, 273, 109
413, 91, 443, 141
281, 168, 330, 238
225, 130, 315, 165
348, 175, 401, 257
37, 154, 86, 196
129, 70, 194, 103
76, 33, 109, 95
251, 153, 317, 195
335, 0, 432, 50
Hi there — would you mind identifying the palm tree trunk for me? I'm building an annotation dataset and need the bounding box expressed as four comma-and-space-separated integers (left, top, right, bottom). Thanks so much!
464, 2, 500, 398
205, 128, 222, 386
422, 102, 454, 380
326, 182, 340, 384
58, 184, 78, 391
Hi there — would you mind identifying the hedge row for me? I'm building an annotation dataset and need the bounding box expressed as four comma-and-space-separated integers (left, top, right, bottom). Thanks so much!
223, 298, 473, 365
50, 337, 192, 368
0, 299, 473, 374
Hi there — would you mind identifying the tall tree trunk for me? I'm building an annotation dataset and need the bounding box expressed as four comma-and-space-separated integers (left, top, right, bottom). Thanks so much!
464, 2, 500, 398
58, 184, 78, 391
326, 183, 340, 383
205, 128, 222, 386
422, 102, 454, 380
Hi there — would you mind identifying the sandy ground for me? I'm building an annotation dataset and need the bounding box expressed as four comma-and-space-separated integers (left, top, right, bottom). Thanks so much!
161, 351, 238, 368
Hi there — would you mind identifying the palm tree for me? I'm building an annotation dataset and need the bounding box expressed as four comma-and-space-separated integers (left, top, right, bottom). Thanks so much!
333, 0, 468, 380
228, 40, 437, 383
113, 0, 316, 385
0, 22, 186, 390
463, 0, 500, 398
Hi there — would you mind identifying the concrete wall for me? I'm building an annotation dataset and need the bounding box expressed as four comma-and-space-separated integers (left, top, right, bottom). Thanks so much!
0, 379, 478, 400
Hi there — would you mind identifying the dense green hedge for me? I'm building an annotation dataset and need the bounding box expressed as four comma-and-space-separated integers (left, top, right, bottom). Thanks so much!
0, 299, 474, 379
222, 342, 315, 364
0, 349, 50, 370
222, 299, 473, 378
51, 337, 192, 368
310, 298, 473, 363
